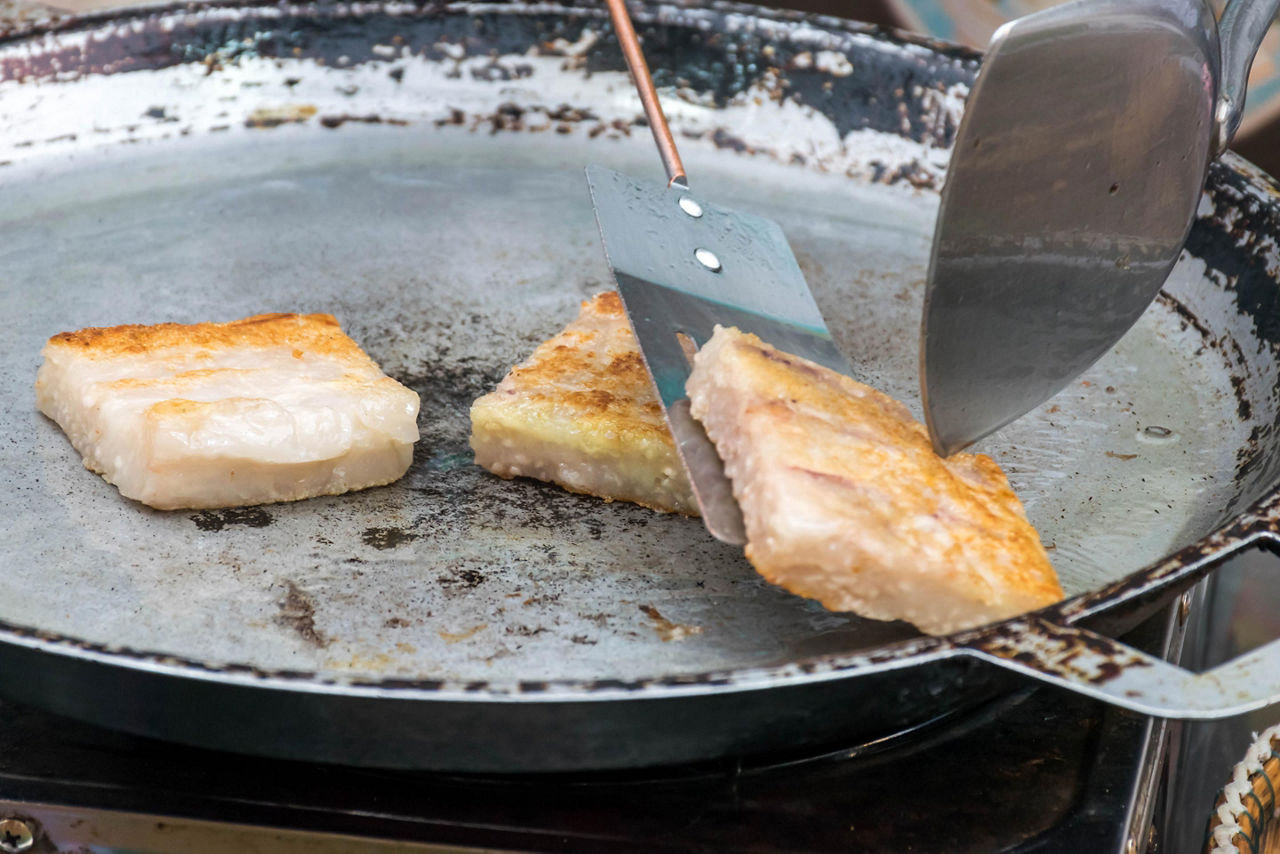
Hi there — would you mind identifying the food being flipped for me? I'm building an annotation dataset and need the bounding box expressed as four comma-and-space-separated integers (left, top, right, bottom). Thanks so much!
35, 313, 420, 510
685, 325, 1063, 635
469, 294, 1061, 634
469, 291, 696, 514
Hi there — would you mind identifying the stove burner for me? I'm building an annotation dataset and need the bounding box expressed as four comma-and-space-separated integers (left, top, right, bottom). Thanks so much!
0, 597, 1180, 853
0, 677, 1156, 852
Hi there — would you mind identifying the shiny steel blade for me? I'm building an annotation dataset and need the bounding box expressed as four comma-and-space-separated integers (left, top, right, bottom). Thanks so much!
922, 0, 1219, 456
587, 165, 851, 545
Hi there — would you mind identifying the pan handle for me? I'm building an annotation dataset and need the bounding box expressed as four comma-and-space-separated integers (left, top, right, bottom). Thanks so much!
1213, 0, 1280, 156
953, 544, 1280, 718
954, 615, 1280, 718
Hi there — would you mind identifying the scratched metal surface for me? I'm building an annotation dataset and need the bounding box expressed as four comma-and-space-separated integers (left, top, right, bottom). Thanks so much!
0, 0, 1277, 767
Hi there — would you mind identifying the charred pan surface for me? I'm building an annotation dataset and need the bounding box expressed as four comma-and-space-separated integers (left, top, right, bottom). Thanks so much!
1185, 161, 1280, 504
0, 0, 975, 188
190, 507, 273, 532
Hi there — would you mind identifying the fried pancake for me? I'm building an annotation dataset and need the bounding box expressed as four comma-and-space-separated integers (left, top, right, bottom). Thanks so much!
469, 292, 696, 514
36, 312, 420, 510
686, 325, 1062, 635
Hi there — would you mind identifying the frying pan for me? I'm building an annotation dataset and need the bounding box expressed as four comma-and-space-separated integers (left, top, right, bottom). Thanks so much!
1, 0, 1279, 772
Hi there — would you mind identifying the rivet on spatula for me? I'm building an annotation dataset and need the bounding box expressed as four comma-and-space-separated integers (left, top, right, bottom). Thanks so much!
694, 248, 722, 272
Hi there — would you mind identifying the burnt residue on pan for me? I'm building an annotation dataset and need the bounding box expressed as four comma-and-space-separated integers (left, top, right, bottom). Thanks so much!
190, 507, 273, 532
275, 581, 329, 649
361, 527, 419, 550
1185, 162, 1280, 505
0, 0, 975, 189
962, 617, 1152, 687
319, 114, 410, 129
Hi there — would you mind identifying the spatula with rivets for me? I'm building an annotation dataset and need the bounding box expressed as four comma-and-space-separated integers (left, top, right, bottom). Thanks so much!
586, 0, 851, 545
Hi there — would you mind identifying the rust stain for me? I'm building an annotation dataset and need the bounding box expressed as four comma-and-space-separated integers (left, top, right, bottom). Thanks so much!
1105, 451, 1138, 461
440, 624, 488, 644
639, 605, 703, 643
967, 618, 1151, 685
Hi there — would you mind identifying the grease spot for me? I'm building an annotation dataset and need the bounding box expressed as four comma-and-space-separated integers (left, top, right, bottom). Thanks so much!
326, 652, 392, 670
245, 103, 317, 128
639, 605, 703, 642
440, 624, 487, 643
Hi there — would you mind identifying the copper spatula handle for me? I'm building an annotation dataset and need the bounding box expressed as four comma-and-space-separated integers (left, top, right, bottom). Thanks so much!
604, 0, 688, 188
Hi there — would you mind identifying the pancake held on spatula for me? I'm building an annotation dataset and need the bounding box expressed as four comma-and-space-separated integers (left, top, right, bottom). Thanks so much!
470, 292, 696, 514
35, 313, 420, 510
685, 325, 1062, 636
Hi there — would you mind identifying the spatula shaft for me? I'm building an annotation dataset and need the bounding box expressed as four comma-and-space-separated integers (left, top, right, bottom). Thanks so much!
604, 0, 687, 188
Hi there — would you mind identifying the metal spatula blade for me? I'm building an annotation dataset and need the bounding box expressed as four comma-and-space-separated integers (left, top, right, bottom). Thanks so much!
922, 0, 1280, 457
589, 0, 849, 544
587, 166, 851, 544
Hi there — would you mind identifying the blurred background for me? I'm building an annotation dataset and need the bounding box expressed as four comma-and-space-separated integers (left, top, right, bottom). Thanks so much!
797, 0, 1280, 177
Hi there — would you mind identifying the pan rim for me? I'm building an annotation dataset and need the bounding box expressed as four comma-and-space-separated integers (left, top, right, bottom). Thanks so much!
2, 0, 1276, 702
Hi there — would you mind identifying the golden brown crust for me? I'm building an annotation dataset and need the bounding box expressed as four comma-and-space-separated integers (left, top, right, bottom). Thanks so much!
45, 313, 362, 361
499, 294, 670, 444
687, 326, 1063, 632
729, 331, 1061, 605
592, 290, 626, 317
469, 292, 696, 515
145, 398, 206, 417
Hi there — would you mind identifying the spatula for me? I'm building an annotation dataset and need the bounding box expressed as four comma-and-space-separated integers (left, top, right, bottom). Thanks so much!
588, 0, 851, 544
922, 0, 1280, 456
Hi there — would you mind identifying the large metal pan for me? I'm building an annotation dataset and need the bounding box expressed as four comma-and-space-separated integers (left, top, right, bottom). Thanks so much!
2, 0, 1280, 772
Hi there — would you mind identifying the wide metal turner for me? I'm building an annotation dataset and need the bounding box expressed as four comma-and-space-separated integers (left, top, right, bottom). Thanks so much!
588, 0, 851, 544
923, 0, 1280, 456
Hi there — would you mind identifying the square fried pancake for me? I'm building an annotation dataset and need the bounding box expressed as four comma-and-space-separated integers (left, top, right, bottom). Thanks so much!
36, 312, 420, 510
469, 292, 695, 514
686, 325, 1062, 635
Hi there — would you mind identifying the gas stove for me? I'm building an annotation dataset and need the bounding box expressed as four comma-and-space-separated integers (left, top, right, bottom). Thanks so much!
0, 598, 1188, 853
